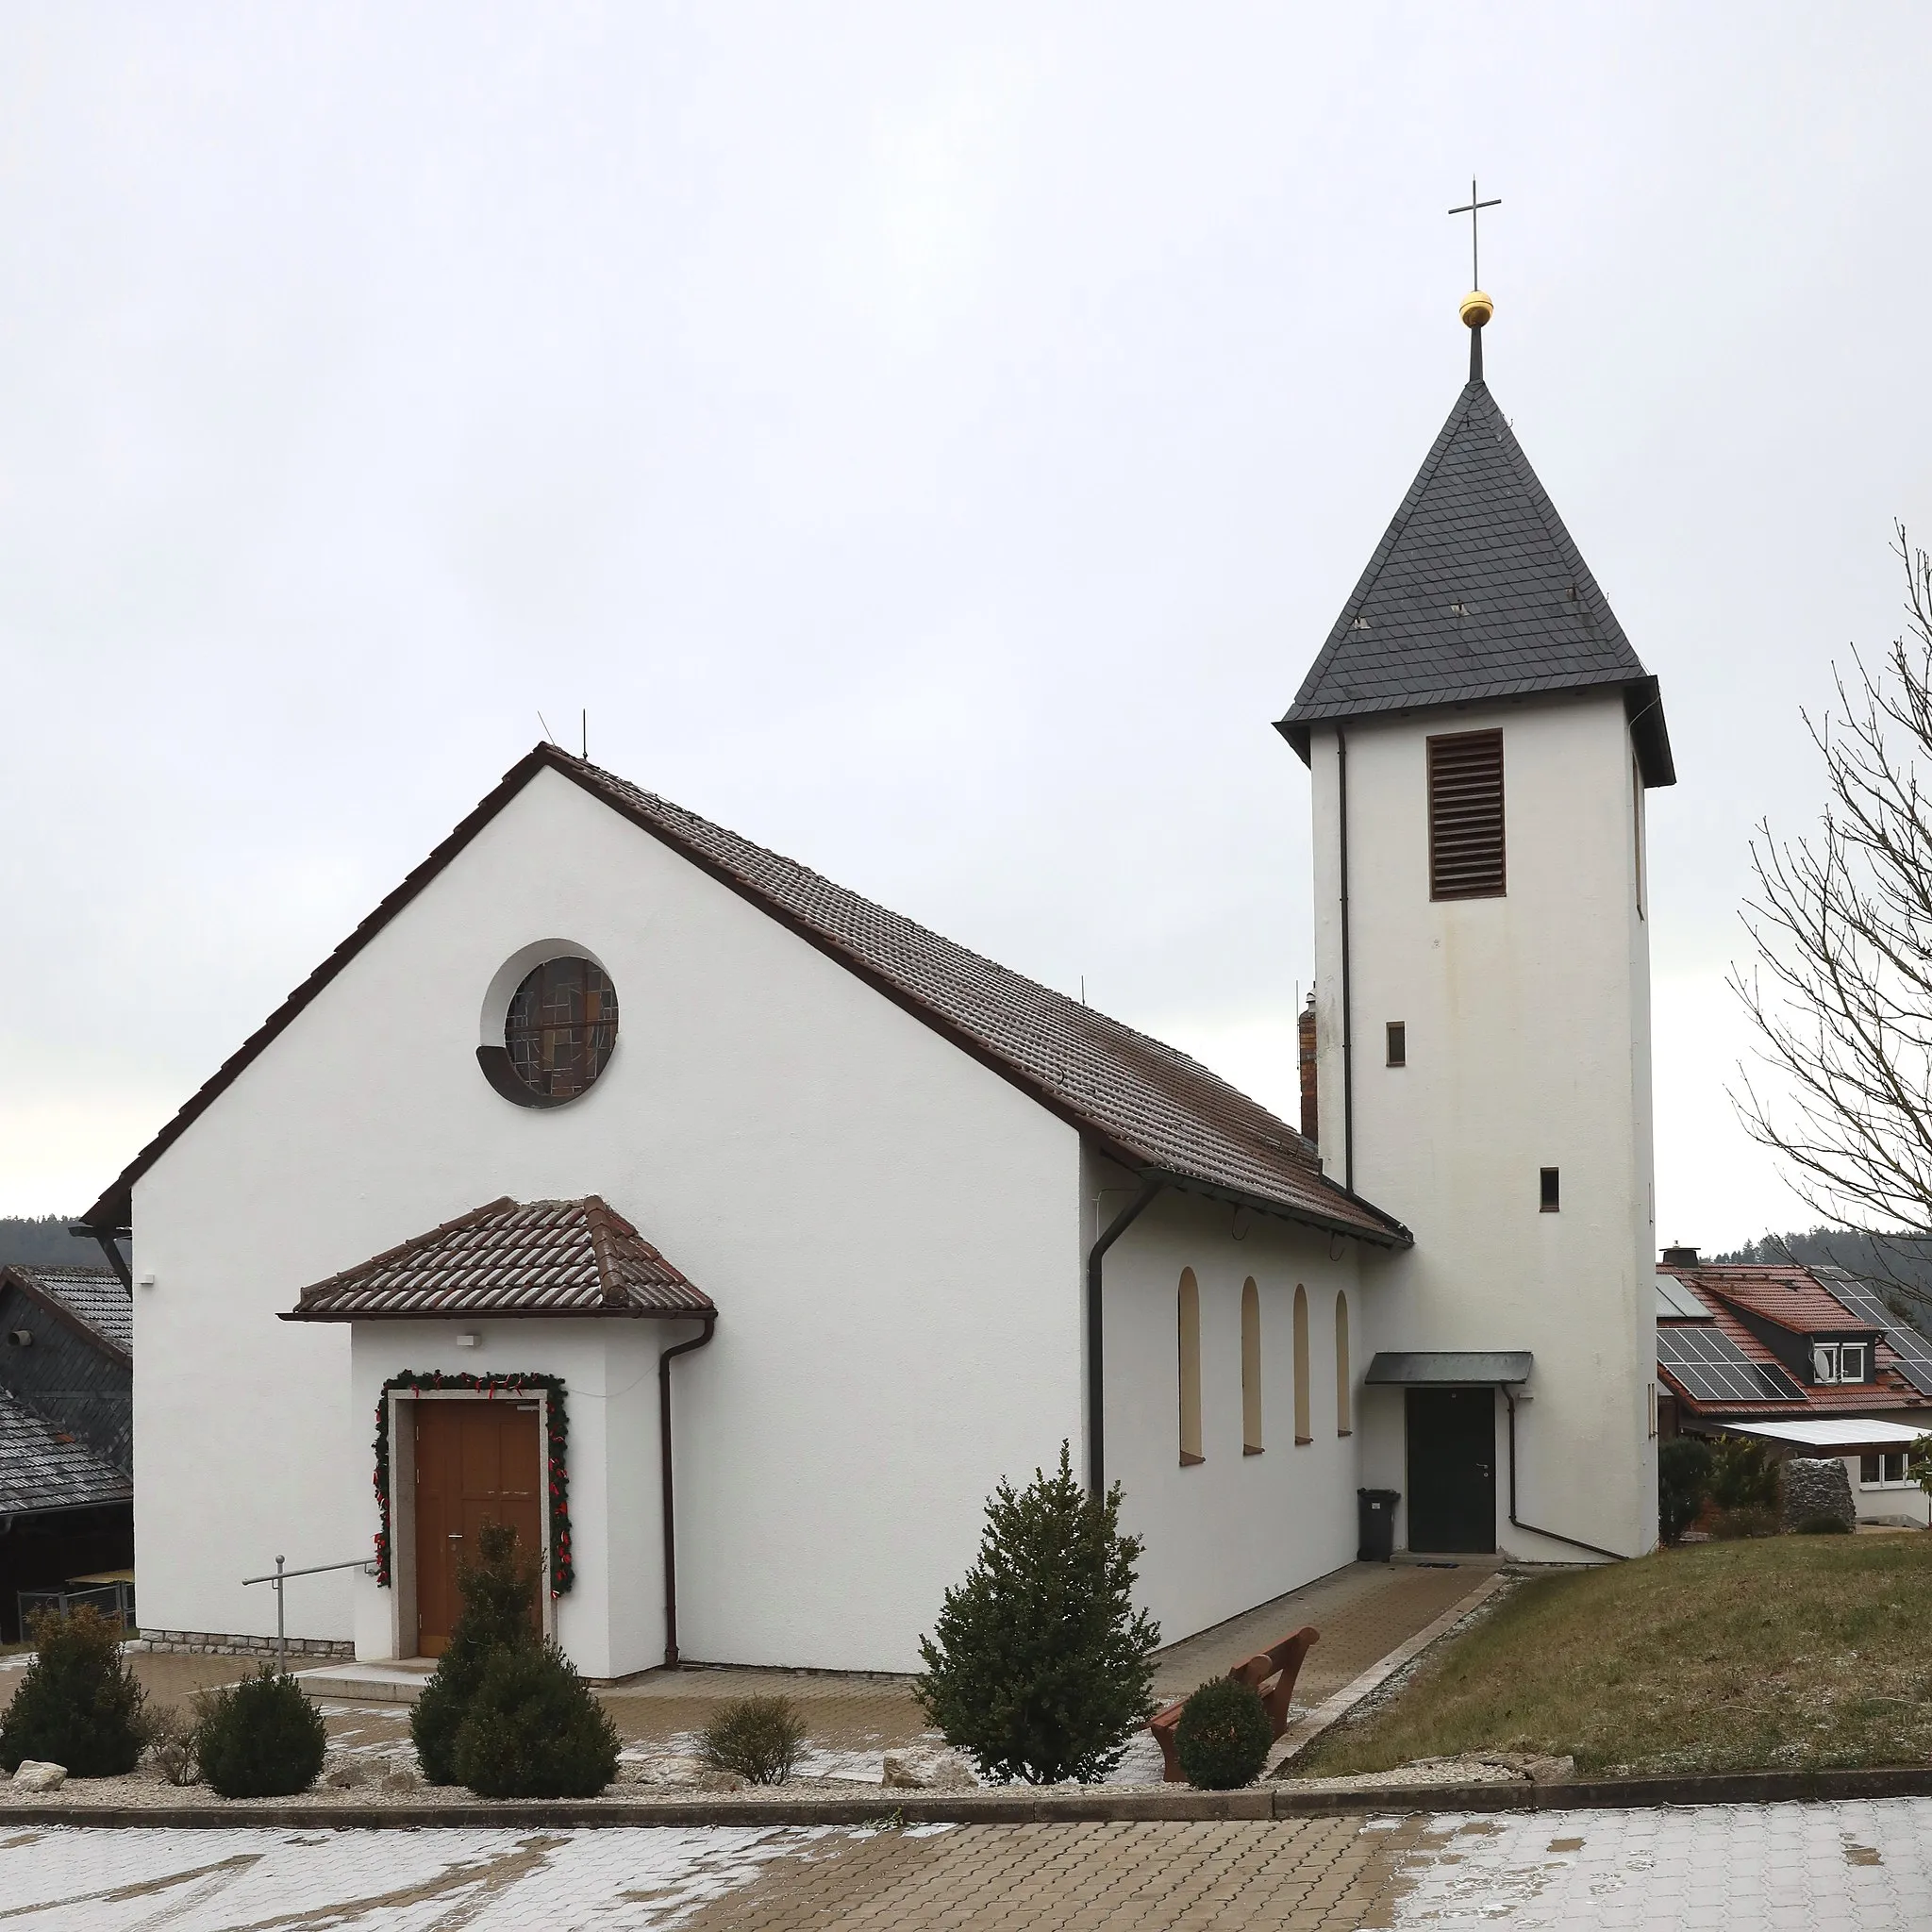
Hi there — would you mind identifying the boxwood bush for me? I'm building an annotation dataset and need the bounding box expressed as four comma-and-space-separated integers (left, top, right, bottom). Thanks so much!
192, 1668, 328, 1798
1174, 1677, 1273, 1790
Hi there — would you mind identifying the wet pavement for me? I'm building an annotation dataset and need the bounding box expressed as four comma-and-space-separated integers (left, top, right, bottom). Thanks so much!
2, 1798, 1926, 1928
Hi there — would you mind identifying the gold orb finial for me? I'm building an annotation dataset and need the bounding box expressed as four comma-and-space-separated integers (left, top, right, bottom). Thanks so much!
1459, 290, 1493, 329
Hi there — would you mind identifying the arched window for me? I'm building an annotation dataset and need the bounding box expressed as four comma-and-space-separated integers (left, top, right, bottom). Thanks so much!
1335, 1291, 1353, 1437
1177, 1270, 1204, 1466
1292, 1284, 1311, 1445
1241, 1279, 1262, 1455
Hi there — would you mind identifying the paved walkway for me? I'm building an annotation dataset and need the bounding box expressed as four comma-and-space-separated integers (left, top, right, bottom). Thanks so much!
2, 1800, 1926, 1927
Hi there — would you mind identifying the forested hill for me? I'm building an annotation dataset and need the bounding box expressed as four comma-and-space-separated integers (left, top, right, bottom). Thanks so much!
0, 1214, 123, 1269
1716, 1226, 1932, 1335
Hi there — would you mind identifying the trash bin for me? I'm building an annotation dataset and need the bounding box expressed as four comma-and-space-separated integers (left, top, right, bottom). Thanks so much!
1357, 1488, 1399, 1562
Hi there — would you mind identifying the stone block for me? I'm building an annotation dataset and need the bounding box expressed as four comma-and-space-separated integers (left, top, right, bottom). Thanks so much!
1781, 1457, 1857, 1532
881, 1747, 977, 1790
10, 1761, 66, 1791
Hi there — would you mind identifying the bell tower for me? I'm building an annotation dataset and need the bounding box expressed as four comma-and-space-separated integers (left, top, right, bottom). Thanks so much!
1277, 279, 1674, 1561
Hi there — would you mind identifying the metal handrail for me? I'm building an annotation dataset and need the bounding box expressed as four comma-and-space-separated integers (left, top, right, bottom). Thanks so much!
241, 1555, 375, 1675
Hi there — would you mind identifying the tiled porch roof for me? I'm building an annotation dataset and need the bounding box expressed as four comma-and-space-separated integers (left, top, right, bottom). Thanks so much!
283, 1197, 716, 1323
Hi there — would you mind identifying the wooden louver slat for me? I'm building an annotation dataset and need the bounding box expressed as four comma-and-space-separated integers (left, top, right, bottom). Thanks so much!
1427, 729, 1505, 899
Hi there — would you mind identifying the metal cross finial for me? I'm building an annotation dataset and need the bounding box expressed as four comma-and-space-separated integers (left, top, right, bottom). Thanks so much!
1448, 178, 1501, 288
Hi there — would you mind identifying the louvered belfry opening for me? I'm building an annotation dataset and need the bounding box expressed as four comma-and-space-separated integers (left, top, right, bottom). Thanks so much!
1427, 729, 1506, 900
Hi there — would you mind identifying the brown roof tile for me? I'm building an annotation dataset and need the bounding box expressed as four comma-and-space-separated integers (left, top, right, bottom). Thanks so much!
282, 1197, 715, 1323
86, 745, 1409, 1249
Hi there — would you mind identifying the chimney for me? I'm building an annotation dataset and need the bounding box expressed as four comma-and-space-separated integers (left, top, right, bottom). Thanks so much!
1297, 989, 1318, 1147
1660, 1244, 1700, 1267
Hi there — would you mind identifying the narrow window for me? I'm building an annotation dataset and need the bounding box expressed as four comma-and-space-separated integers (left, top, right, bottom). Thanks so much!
1890, 1451, 1909, 1483
1633, 758, 1647, 920
1427, 729, 1506, 900
1840, 1343, 1866, 1383
1386, 1022, 1407, 1068
1177, 1270, 1204, 1466
1335, 1291, 1352, 1437
1812, 1342, 1839, 1385
1861, 1453, 1881, 1485
1241, 1280, 1262, 1454
1292, 1285, 1311, 1445
1540, 1167, 1560, 1212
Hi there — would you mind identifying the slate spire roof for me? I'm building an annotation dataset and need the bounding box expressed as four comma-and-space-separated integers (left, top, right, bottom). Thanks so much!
1278, 375, 1674, 786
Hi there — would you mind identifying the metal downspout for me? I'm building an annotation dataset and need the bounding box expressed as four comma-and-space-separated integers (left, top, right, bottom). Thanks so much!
658, 1313, 717, 1667
1503, 1388, 1625, 1562
1337, 729, 1355, 1192
1085, 1177, 1163, 1498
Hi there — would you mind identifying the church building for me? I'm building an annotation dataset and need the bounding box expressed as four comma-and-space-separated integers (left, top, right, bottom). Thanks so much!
78, 287, 1673, 1677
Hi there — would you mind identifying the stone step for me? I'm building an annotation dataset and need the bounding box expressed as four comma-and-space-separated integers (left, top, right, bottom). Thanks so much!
297, 1660, 435, 1704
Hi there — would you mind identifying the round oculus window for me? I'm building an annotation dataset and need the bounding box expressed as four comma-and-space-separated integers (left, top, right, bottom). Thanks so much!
503, 957, 619, 1102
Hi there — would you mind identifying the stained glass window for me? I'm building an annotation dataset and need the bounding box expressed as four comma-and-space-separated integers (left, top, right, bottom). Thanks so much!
504, 958, 618, 1101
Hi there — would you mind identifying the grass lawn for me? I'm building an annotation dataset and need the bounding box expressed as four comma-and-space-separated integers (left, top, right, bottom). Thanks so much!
1296, 1534, 1932, 1778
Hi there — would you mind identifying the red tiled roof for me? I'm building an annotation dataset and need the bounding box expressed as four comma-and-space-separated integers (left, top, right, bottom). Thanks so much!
1657, 1266, 1932, 1420
282, 1197, 716, 1323
86, 745, 1410, 1249
1691, 1266, 1875, 1337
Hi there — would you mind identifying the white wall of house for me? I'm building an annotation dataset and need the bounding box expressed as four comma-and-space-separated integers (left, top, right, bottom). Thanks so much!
132, 765, 1086, 1674
1309, 692, 1658, 1559
1096, 1164, 1366, 1642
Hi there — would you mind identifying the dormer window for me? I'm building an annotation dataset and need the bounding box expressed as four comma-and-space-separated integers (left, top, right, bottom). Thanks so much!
1811, 1341, 1868, 1385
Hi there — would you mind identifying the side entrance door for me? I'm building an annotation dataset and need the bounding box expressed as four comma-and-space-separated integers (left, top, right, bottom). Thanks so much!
412, 1399, 543, 1657
1405, 1387, 1497, 1553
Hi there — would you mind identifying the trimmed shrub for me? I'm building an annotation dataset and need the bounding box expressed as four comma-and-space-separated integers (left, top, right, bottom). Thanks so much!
1708, 1437, 1780, 1513
410, 1520, 541, 1785
192, 1668, 327, 1798
1174, 1678, 1273, 1790
449, 1641, 619, 1798
700, 1695, 808, 1785
1657, 1438, 1713, 1543
0, 1605, 146, 1777
916, 1442, 1160, 1786
1709, 1505, 1780, 1541
1792, 1510, 1854, 1535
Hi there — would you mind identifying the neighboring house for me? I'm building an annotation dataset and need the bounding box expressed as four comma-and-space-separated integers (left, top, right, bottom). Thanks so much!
1655, 1250, 1932, 1525
75, 295, 1676, 1678
0, 1265, 135, 1639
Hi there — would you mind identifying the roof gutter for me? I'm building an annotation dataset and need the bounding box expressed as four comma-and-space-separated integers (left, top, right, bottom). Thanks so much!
1086, 1176, 1164, 1498
659, 1312, 717, 1668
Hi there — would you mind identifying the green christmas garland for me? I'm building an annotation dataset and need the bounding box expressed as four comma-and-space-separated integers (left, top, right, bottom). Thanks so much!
371, 1371, 573, 1597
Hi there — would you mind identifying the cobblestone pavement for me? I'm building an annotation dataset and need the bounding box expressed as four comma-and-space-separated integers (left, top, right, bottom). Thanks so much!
3, 1800, 1926, 1928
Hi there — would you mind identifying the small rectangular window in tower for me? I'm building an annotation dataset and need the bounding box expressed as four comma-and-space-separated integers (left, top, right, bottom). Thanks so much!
1386, 1022, 1407, 1067
1427, 729, 1506, 900
1540, 1167, 1560, 1213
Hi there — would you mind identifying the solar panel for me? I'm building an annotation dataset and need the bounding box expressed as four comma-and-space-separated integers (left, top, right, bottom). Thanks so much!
1656, 1324, 1805, 1404
1823, 1282, 1932, 1398
1655, 1274, 1708, 1320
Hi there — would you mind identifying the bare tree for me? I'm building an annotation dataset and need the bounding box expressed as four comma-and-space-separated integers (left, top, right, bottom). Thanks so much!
1730, 529, 1932, 1308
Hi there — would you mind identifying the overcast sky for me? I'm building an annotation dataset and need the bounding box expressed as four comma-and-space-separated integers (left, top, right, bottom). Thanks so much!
3, 5, 1927, 1248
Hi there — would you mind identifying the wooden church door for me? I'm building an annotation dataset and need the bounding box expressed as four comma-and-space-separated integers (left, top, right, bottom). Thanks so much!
412, 1400, 543, 1656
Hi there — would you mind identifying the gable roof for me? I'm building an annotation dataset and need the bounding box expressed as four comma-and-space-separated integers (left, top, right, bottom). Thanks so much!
1278, 377, 1674, 787
83, 745, 1409, 1250
1696, 1268, 1877, 1339
0, 1388, 132, 1517
0, 1266, 131, 1362
283, 1197, 715, 1323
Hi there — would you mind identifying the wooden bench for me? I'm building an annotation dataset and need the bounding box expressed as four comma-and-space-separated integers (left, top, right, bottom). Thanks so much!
1147, 1624, 1319, 1783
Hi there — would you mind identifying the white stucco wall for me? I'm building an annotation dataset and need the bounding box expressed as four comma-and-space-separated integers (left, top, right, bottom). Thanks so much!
132, 764, 1085, 1673
1309, 693, 1659, 1559
1095, 1160, 1366, 1642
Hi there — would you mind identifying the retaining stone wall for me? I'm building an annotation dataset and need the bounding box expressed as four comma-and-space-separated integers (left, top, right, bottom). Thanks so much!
138, 1629, 355, 1660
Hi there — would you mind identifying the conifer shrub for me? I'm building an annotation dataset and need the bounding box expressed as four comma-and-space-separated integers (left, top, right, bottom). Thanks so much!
915, 1442, 1159, 1785
192, 1667, 327, 1797
1708, 1437, 1781, 1513
699, 1695, 808, 1784
1657, 1438, 1714, 1543
449, 1641, 620, 1798
0, 1605, 147, 1777
1174, 1677, 1274, 1790
410, 1520, 541, 1785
